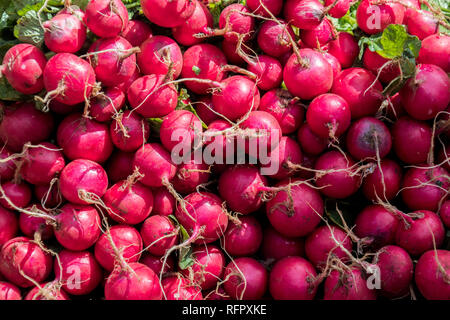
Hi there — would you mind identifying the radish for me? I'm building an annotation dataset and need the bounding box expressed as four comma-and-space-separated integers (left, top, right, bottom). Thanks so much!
0, 237, 52, 288
374, 245, 413, 298
85, 0, 129, 38
1, 44, 47, 94
106, 150, 134, 183
247, 0, 283, 17
400, 64, 450, 121
223, 257, 268, 300
0, 102, 54, 152
315, 151, 361, 199
43, 13, 86, 53
0, 206, 18, 246
59, 159, 109, 205
152, 188, 176, 217
19, 205, 54, 240
172, 158, 211, 194
140, 253, 175, 275
439, 200, 450, 228
34, 184, 62, 209
54, 250, 103, 295
218, 4, 255, 43
57, 113, 113, 163
322, 52, 342, 80
160, 110, 202, 154
263, 136, 303, 180
269, 256, 317, 300
362, 159, 402, 202
25, 281, 69, 300
284, 0, 326, 30
301, 18, 335, 49
261, 226, 305, 262
110, 111, 150, 152
0, 181, 32, 210
121, 20, 152, 47
43, 53, 96, 106
266, 179, 324, 237
405, 10, 438, 40
141, 0, 196, 28
223, 216, 263, 257
415, 249, 450, 300
54, 203, 101, 251
257, 20, 294, 58
356, 0, 405, 35
305, 225, 353, 269
246, 55, 283, 91
116, 68, 141, 94
0, 281, 21, 300
362, 48, 401, 84
306, 93, 351, 139
218, 166, 268, 215
0, 148, 16, 181
332, 67, 383, 119
324, 267, 377, 300
89, 87, 126, 122
162, 276, 202, 300
418, 34, 450, 72
140, 215, 178, 256
205, 287, 231, 300
194, 96, 219, 125
438, 145, 450, 172
326, 31, 359, 68
258, 89, 304, 135
49, 100, 82, 115
105, 262, 162, 300
221, 38, 249, 65
297, 123, 328, 156
283, 49, 334, 100
325, 0, 350, 18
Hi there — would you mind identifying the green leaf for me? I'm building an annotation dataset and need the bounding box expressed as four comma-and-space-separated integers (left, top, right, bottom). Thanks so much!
178, 246, 195, 270
0, 77, 27, 101
14, 10, 46, 47
192, 66, 201, 76
71, 0, 89, 10
329, 1, 360, 34
324, 200, 355, 229
0, 38, 20, 60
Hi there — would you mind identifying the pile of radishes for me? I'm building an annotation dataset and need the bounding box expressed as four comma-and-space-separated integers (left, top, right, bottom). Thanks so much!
0, 0, 449, 301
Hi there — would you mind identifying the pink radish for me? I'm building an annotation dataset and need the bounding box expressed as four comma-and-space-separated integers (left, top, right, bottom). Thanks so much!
405, 9, 438, 40
297, 123, 328, 156
25, 281, 69, 300
284, 0, 326, 30
0, 148, 16, 181
301, 18, 335, 49
415, 249, 450, 300
0, 181, 32, 210
418, 34, 450, 72
140, 253, 175, 275
261, 226, 305, 262
223, 216, 263, 256
19, 206, 54, 240
160, 110, 202, 154
247, 0, 283, 17
326, 32, 359, 68
85, 0, 129, 38
362, 48, 401, 84
152, 188, 176, 217
325, 0, 350, 18
140, 215, 178, 256
89, 87, 126, 122
34, 184, 62, 208
362, 159, 402, 202
43, 13, 86, 53
0, 206, 18, 246
162, 276, 202, 300
172, 158, 211, 194
141, 0, 196, 28
324, 267, 377, 300
121, 20, 152, 47
257, 20, 294, 58
0, 281, 21, 300
356, 0, 405, 34
110, 111, 150, 152
439, 200, 450, 228
218, 4, 255, 43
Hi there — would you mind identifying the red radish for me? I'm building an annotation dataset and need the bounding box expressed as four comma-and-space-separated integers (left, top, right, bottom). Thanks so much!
405, 10, 438, 40
305, 225, 352, 269
261, 227, 305, 262
438, 145, 450, 172
95, 225, 143, 273
221, 38, 249, 65
54, 204, 101, 251
0, 102, 54, 152
57, 113, 113, 163
440, 200, 450, 228
172, 159, 211, 194
247, 0, 283, 16
0, 281, 21, 300
133, 143, 177, 188
325, 0, 350, 18
218, 166, 268, 215
284, 0, 325, 30
180, 245, 225, 290
362, 48, 401, 84
25, 281, 69, 300
106, 150, 134, 183
1, 44, 47, 94
0, 181, 32, 210
400, 64, 450, 120
0, 148, 15, 181
322, 52, 342, 80
266, 179, 324, 237
0, 237, 52, 288
362, 159, 402, 202
297, 123, 328, 155
121, 20, 152, 47
172, 0, 214, 46
43, 13, 86, 53
152, 188, 176, 217
247, 55, 283, 91
105, 262, 162, 300
269, 256, 317, 300
59, 159, 108, 205
89, 87, 125, 122
301, 18, 335, 49
203, 119, 233, 165
0, 206, 17, 246
141, 0, 196, 28
194, 96, 219, 125
223, 257, 268, 300
54, 250, 102, 295
297, 153, 318, 180
34, 184, 62, 208
223, 216, 263, 256
315, 151, 361, 199
58, 4, 86, 20
49, 100, 82, 115
418, 34, 450, 72
160, 110, 202, 154
415, 249, 450, 300
19, 206, 54, 240
116, 68, 141, 93
110, 111, 150, 152
401, 166, 449, 212
266, 137, 303, 180
127, 74, 178, 118
259, 89, 304, 135
385, 92, 405, 120
43, 53, 96, 106
257, 20, 294, 58
375, 245, 413, 298
140, 253, 175, 275
162, 276, 202, 300
137, 36, 183, 78
85, 0, 129, 38
175, 192, 228, 244
326, 32, 358, 68
140, 215, 178, 256
218, 4, 255, 43
324, 267, 377, 300
283, 49, 333, 100
306, 93, 351, 139
332, 67, 383, 119
205, 287, 231, 300
356, 0, 405, 34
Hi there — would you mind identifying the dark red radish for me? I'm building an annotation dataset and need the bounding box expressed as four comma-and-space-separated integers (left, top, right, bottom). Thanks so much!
223, 216, 263, 257
326, 32, 358, 68
54, 250, 102, 295
223, 257, 268, 300
43, 53, 96, 106
418, 34, 450, 72
1, 44, 47, 94
362, 48, 401, 84
121, 20, 152, 47
284, 0, 325, 30
332, 67, 383, 119
172, 159, 210, 194
261, 227, 305, 262
116, 68, 141, 94
269, 256, 317, 300
0, 181, 32, 210
25, 281, 69, 300
106, 150, 134, 183
258, 89, 304, 135
0, 206, 17, 246
322, 52, 342, 80
85, 0, 129, 38
0, 281, 21, 300
405, 10, 438, 40
283, 49, 333, 100
152, 188, 176, 217
356, 0, 405, 34
127, 74, 178, 118
315, 151, 361, 199
59, 159, 108, 205
172, 0, 214, 46
415, 249, 450, 300
263, 136, 303, 180
0, 237, 52, 288
141, 0, 196, 28
257, 20, 294, 58
325, 0, 350, 18
140, 215, 178, 256
19, 206, 54, 240
0, 102, 54, 152
384, 92, 405, 120
133, 143, 177, 188
362, 159, 402, 202
324, 267, 377, 300
0, 148, 15, 181
89, 87, 125, 122
140, 253, 175, 275
162, 276, 202, 300
438, 145, 450, 172
194, 96, 219, 124
247, 55, 283, 91
301, 18, 335, 49
34, 184, 62, 208
43, 13, 86, 53
401, 166, 449, 212
110, 111, 150, 152
439, 200, 450, 228
297, 123, 328, 156
105, 262, 162, 300
400, 64, 450, 121
375, 245, 413, 298
247, 0, 282, 16
175, 192, 228, 244
48, 100, 82, 115
266, 179, 324, 237
218, 4, 255, 43
160, 110, 202, 154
